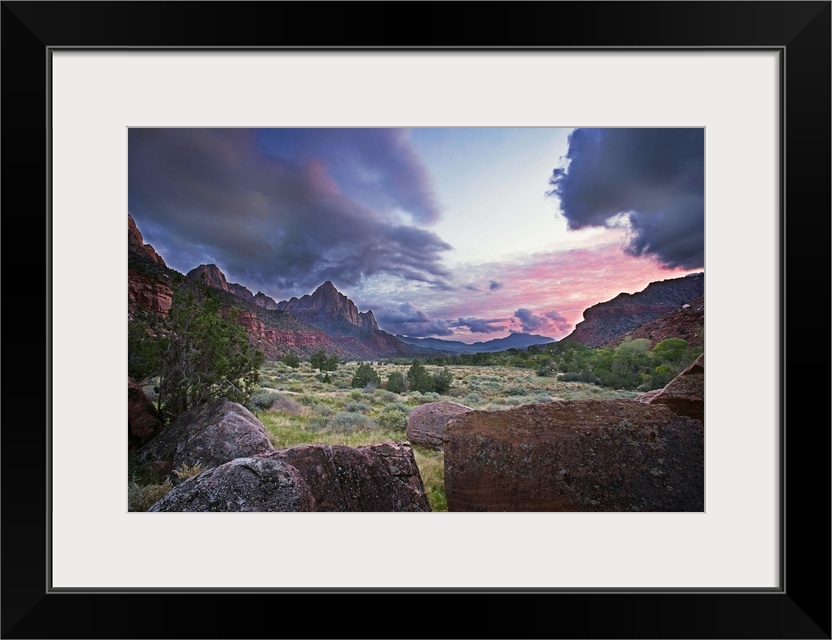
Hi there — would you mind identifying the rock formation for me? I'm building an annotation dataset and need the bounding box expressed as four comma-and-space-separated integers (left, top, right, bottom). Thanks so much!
562, 273, 704, 347
148, 456, 316, 512
186, 264, 234, 294
135, 399, 274, 477
128, 272, 173, 315
604, 296, 704, 349
406, 401, 472, 449
128, 213, 166, 266
253, 291, 278, 310
269, 442, 430, 511
443, 400, 703, 512
277, 281, 379, 332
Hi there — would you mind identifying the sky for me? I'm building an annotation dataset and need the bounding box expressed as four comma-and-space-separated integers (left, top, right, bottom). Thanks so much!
128, 127, 704, 342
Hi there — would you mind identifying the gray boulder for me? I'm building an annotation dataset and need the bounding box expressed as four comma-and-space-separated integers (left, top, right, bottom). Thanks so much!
135, 399, 273, 477
406, 401, 472, 449
149, 457, 315, 512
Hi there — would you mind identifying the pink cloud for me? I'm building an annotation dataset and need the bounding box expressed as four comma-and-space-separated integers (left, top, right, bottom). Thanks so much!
423, 239, 701, 340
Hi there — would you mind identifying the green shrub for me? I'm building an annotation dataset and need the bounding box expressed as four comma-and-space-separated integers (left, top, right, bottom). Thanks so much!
281, 353, 301, 368
464, 393, 483, 406
310, 350, 339, 372
378, 404, 410, 430
128, 480, 174, 512
386, 371, 406, 393
351, 362, 381, 389
248, 389, 283, 412
128, 285, 264, 422
344, 401, 371, 414
327, 412, 374, 432
376, 389, 398, 403
432, 368, 453, 393
407, 361, 453, 393
268, 394, 304, 415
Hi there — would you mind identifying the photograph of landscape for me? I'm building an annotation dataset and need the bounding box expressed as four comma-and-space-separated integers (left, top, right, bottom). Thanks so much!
127, 127, 704, 513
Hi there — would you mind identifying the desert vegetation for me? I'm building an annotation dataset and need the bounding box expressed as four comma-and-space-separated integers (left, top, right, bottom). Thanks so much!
127, 277, 700, 512
140, 356, 652, 510
385, 337, 702, 392
129, 284, 264, 422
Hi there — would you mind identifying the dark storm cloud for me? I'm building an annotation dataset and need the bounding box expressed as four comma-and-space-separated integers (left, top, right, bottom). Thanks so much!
449, 317, 507, 334
548, 128, 704, 269
375, 302, 453, 337
514, 308, 571, 334
128, 128, 451, 297
257, 128, 442, 224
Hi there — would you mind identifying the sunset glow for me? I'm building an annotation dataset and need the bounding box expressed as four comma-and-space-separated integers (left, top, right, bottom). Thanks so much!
129, 127, 704, 342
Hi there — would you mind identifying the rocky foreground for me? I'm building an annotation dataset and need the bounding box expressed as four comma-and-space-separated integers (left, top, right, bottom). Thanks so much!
130, 354, 704, 512
442, 400, 703, 512
133, 397, 430, 512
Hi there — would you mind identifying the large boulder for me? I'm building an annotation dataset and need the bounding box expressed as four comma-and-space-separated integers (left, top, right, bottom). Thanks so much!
135, 399, 273, 476
443, 400, 703, 512
406, 401, 472, 449
128, 379, 164, 451
269, 442, 430, 512
149, 457, 315, 512
641, 354, 704, 423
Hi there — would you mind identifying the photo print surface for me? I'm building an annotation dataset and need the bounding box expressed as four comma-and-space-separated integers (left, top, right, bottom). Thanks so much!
127, 127, 704, 513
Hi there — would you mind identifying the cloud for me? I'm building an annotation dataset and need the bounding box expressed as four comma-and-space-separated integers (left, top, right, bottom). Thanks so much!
257, 128, 442, 224
374, 302, 453, 337
128, 128, 451, 298
548, 128, 704, 269
489, 280, 502, 291
449, 317, 507, 334
513, 308, 572, 335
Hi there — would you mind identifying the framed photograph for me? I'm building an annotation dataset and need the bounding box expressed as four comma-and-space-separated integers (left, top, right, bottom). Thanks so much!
4, 2, 829, 638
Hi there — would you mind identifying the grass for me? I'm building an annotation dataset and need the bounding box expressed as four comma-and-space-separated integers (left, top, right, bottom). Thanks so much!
129, 360, 638, 512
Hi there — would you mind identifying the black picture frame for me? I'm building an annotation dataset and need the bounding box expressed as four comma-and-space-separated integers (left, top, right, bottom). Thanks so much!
2, 2, 829, 638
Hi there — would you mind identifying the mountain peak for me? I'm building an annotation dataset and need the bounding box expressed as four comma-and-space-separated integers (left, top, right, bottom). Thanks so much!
278, 282, 378, 332
186, 264, 230, 291
128, 214, 166, 266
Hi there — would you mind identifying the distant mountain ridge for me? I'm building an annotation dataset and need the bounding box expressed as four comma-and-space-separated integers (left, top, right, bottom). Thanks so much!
603, 295, 704, 349
562, 273, 704, 347
128, 215, 412, 359
129, 214, 703, 361
276, 281, 379, 333
186, 264, 279, 311
396, 332, 555, 355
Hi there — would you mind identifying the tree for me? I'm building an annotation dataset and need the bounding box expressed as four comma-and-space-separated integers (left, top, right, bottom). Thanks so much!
281, 353, 301, 368
310, 350, 338, 372
128, 286, 264, 421
309, 350, 327, 372
652, 338, 691, 371
386, 371, 406, 393
407, 361, 430, 392
351, 362, 381, 389
432, 367, 454, 393
406, 361, 453, 393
